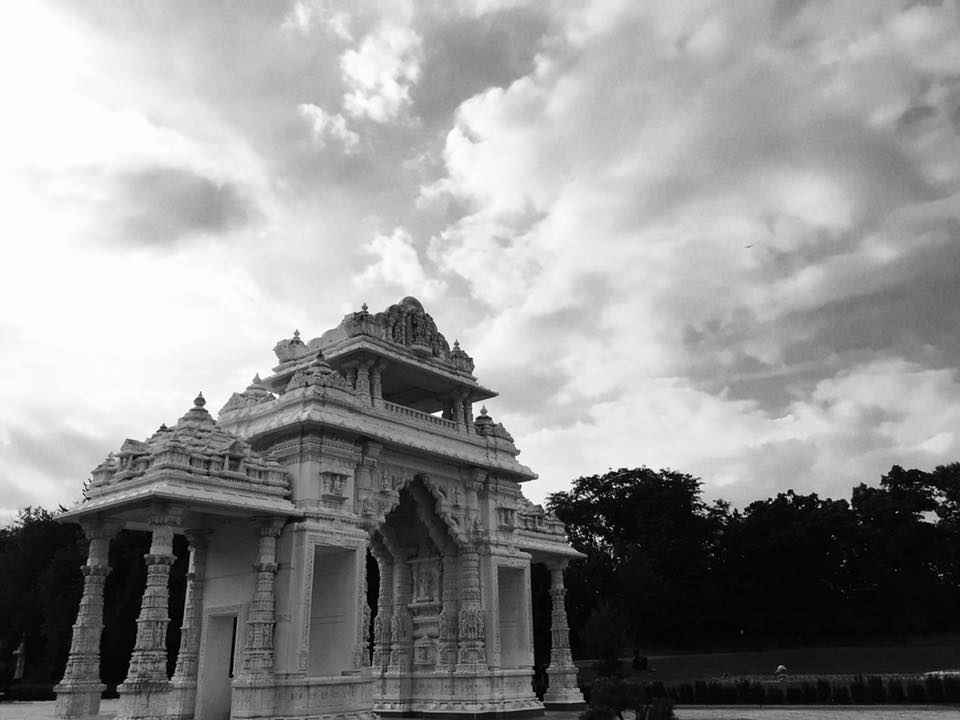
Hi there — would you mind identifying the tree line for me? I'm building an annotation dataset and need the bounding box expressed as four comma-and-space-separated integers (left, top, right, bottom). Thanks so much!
2, 462, 959, 691
548, 463, 960, 661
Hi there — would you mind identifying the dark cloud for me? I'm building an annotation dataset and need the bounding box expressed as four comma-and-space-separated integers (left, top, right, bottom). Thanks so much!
117, 167, 252, 245
413, 7, 550, 124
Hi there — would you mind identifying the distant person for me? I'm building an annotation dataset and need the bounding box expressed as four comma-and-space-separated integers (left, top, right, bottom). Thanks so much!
776, 664, 787, 677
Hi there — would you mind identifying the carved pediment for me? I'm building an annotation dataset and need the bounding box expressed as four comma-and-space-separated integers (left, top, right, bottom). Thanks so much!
337, 297, 476, 374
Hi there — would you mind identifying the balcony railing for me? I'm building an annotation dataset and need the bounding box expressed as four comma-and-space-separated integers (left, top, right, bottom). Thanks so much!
382, 401, 460, 431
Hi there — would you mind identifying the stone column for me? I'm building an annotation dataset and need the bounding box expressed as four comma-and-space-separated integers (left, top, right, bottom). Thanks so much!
456, 544, 485, 671
543, 560, 584, 707
371, 546, 394, 672
370, 361, 384, 408
463, 397, 474, 433
239, 519, 283, 676
118, 511, 180, 720
355, 359, 371, 403
436, 550, 459, 672
169, 531, 211, 720
55, 522, 115, 719
452, 395, 465, 432
387, 557, 412, 671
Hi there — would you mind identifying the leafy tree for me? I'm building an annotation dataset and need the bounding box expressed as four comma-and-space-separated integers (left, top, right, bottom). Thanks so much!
549, 467, 727, 648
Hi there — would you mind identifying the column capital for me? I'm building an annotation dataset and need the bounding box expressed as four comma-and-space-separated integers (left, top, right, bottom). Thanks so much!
183, 528, 213, 550
546, 558, 570, 573
80, 519, 120, 541
252, 517, 285, 536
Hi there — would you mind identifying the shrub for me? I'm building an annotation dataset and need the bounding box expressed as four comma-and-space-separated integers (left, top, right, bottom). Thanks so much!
800, 681, 817, 704
693, 681, 708, 704
734, 679, 751, 703
646, 680, 666, 698
850, 675, 866, 704
580, 708, 615, 720
906, 682, 926, 703
674, 683, 694, 704
865, 676, 886, 704
943, 674, 960, 702
642, 697, 676, 720
886, 678, 905, 704
816, 679, 831, 703
925, 674, 944, 703
831, 685, 850, 705
765, 685, 784, 704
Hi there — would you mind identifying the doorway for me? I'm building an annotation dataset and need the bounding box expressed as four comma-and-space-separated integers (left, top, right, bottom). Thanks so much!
197, 613, 238, 720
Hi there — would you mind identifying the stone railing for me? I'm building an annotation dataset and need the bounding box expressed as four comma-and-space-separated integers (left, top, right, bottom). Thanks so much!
382, 401, 459, 431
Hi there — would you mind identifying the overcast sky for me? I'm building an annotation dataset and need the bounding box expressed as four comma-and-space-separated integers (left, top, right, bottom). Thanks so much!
2, 0, 960, 522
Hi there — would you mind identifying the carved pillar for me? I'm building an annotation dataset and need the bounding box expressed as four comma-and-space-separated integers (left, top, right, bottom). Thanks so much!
456, 544, 485, 671
239, 519, 283, 676
355, 547, 370, 669
370, 361, 384, 408
387, 550, 412, 672
463, 396, 474, 433
543, 560, 584, 707
344, 365, 358, 389
436, 550, 459, 672
355, 359, 371, 403
371, 544, 394, 672
169, 531, 211, 720
452, 394, 465, 432
118, 510, 180, 720
55, 522, 115, 719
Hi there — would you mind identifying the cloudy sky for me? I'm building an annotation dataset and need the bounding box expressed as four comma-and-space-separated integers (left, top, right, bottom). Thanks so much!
2, 0, 960, 522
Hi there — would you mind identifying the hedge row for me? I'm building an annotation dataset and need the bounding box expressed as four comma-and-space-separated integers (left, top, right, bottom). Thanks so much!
582, 673, 960, 705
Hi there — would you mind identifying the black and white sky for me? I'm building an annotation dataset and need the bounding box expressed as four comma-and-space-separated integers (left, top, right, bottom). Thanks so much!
3, 0, 960, 520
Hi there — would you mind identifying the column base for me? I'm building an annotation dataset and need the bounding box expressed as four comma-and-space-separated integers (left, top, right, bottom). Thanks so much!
167, 678, 198, 720
54, 680, 106, 719
542, 690, 586, 711
116, 679, 172, 720
543, 667, 584, 709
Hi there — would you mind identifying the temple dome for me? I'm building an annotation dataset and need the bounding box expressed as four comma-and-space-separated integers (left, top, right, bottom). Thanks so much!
84, 393, 290, 502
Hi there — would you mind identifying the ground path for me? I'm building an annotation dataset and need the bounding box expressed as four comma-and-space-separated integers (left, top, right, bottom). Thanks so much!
2, 702, 959, 720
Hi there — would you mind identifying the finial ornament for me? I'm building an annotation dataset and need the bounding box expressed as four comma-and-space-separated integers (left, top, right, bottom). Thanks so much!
194, 392, 206, 408
253, 373, 262, 384
361, 301, 368, 312
454, 340, 460, 348
293, 329, 300, 340
480, 406, 488, 416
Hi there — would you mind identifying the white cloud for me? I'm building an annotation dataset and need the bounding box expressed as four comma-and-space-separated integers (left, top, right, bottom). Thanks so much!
341, 23, 423, 123
4, 0, 960, 520
299, 103, 361, 151
355, 227, 446, 302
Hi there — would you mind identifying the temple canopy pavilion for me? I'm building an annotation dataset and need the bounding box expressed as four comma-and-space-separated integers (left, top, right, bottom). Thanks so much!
55, 297, 584, 720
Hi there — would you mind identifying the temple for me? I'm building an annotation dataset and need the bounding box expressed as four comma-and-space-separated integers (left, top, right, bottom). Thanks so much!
54, 296, 584, 720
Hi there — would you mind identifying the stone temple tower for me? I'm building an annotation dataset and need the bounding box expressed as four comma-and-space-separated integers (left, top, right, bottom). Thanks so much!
55, 297, 584, 720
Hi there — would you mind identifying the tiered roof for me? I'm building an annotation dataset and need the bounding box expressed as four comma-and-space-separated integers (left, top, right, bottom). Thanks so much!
62, 394, 295, 521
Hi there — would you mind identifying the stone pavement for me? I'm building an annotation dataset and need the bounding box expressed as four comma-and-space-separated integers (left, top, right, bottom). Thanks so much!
2, 704, 960, 720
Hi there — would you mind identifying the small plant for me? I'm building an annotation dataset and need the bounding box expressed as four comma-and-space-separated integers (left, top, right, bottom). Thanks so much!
675, 683, 694, 704
925, 674, 944, 703
816, 679, 831, 703
865, 675, 886, 704
850, 675, 866, 704
886, 678, 905, 703
943, 674, 960, 702
693, 680, 708, 704
765, 685, 784, 704
831, 684, 850, 705
906, 682, 926, 703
